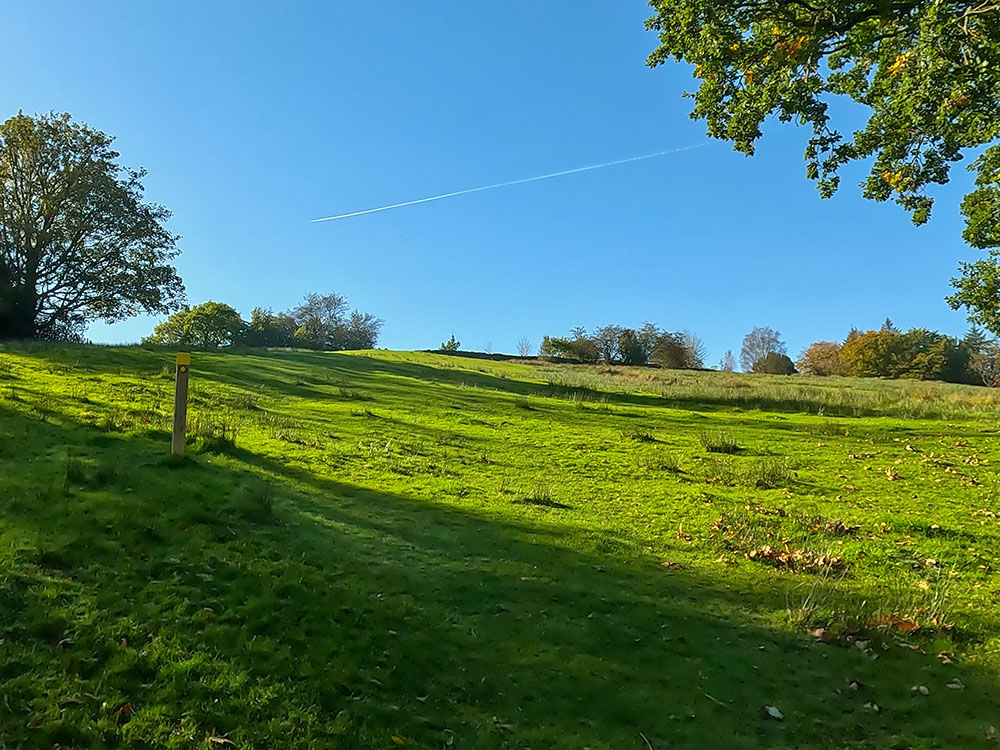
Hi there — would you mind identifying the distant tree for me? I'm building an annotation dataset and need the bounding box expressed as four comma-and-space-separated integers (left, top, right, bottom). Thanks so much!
637, 322, 660, 361
289, 292, 381, 350
246, 307, 297, 347
838, 329, 904, 378
797, 341, 842, 376
718, 350, 736, 372
0, 112, 184, 340
593, 325, 624, 364
961, 324, 993, 356
339, 311, 382, 350
650, 331, 688, 369
650, 330, 702, 369
753, 352, 796, 375
291, 292, 348, 349
617, 328, 647, 365
680, 331, 708, 368
540, 331, 598, 362
970, 344, 1000, 387
516, 337, 533, 357
881, 318, 899, 333
143, 301, 245, 349
539, 335, 558, 357
440, 334, 460, 352
839, 327, 970, 382
740, 327, 786, 372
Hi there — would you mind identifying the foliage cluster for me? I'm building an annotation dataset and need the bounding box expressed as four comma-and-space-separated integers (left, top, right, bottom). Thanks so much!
798, 321, 992, 384
143, 292, 382, 351
540, 323, 706, 368
645, 0, 1000, 330
0, 112, 183, 341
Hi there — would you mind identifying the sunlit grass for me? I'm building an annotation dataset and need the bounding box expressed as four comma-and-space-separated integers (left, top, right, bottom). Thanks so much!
1, 343, 999, 748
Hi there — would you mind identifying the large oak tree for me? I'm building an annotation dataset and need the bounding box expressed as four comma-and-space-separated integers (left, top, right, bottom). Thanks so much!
0, 112, 183, 340
645, 2, 1000, 330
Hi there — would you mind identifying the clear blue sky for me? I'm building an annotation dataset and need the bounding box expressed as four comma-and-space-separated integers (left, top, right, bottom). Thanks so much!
2, 1, 982, 363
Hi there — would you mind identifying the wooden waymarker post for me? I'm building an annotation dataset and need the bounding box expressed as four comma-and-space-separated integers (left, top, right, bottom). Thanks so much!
171, 352, 191, 456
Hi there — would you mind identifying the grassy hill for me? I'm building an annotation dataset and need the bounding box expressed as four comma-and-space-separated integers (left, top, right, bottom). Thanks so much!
1, 344, 999, 748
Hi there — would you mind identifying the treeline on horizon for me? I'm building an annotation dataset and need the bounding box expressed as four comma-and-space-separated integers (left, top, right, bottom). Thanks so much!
142, 293, 382, 351
535, 320, 1000, 387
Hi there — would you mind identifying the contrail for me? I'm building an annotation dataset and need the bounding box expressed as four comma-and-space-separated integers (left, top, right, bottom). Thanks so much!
310, 143, 708, 223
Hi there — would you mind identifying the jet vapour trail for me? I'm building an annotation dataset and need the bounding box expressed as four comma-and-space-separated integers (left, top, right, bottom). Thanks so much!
309, 142, 709, 223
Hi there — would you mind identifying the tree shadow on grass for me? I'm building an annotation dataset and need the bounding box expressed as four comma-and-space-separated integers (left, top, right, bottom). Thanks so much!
5, 343, 952, 419
2, 405, 998, 749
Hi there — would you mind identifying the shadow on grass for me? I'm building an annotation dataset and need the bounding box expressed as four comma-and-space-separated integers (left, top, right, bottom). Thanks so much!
2, 404, 998, 749
6, 343, 977, 419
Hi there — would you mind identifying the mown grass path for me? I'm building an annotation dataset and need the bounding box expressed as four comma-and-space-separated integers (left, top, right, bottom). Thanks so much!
1, 345, 998, 747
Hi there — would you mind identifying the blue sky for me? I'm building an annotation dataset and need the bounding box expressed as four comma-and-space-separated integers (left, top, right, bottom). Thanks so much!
3, 1, 982, 363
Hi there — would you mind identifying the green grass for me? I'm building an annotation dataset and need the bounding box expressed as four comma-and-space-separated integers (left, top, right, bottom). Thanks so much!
2, 343, 1000, 748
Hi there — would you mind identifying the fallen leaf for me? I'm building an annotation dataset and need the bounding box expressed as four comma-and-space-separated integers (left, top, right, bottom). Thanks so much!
987, 725, 998, 742
114, 703, 135, 726
946, 678, 965, 690
764, 705, 784, 721
863, 702, 881, 713
811, 627, 834, 644
912, 684, 930, 696
391, 736, 406, 746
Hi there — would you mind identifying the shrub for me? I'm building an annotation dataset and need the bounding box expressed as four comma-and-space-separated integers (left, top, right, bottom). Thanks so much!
753, 352, 796, 375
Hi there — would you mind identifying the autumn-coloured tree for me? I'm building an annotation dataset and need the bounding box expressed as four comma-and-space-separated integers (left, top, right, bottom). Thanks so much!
797, 341, 843, 376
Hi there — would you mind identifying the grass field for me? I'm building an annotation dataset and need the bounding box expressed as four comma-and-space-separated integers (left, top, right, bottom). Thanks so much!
2, 343, 999, 748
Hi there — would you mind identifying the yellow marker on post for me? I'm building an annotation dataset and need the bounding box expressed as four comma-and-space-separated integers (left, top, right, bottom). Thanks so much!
171, 352, 191, 456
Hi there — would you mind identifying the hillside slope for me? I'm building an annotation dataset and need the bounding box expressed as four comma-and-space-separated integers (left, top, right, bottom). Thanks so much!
1, 345, 999, 748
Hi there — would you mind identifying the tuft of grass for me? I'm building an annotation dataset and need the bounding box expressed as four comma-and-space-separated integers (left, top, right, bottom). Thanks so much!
740, 457, 793, 488
235, 480, 275, 522
642, 451, 681, 472
699, 430, 741, 454
807, 421, 848, 437
93, 459, 120, 487
515, 484, 571, 509
514, 397, 535, 411
189, 423, 239, 455
65, 457, 87, 485
622, 425, 656, 442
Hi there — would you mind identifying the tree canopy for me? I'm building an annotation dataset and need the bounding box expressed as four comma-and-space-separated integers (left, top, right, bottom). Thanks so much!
646, 2, 1000, 329
143, 301, 245, 349
0, 112, 183, 339
143, 292, 383, 351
